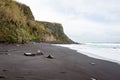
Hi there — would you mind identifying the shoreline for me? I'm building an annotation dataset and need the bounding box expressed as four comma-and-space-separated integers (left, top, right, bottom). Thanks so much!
0, 42, 120, 80
56, 43, 120, 65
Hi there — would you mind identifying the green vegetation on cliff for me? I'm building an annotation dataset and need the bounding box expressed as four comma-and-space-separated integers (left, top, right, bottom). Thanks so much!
0, 0, 73, 43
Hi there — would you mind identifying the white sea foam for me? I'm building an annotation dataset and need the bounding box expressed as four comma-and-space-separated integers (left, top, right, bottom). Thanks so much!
55, 43, 120, 64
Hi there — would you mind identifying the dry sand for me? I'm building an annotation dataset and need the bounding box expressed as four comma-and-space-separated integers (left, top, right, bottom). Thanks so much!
0, 42, 120, 80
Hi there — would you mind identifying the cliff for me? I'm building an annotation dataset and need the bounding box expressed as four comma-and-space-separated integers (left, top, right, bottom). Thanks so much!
0, 0, 74, 43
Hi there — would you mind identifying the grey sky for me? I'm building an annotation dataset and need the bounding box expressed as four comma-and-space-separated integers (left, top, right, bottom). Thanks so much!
17, 0, 120, 43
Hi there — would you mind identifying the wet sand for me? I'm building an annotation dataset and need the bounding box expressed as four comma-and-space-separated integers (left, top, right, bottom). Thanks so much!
0, 42, 120, 80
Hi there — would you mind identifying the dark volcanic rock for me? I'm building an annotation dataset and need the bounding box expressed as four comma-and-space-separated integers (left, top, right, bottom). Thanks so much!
46, 55, 54, 59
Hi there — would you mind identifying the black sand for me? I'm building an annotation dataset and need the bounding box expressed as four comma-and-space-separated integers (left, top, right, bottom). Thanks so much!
0, 42, 120, 80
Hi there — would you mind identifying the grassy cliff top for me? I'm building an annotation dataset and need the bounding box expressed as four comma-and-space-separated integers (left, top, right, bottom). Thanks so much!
0, 0, 74, 44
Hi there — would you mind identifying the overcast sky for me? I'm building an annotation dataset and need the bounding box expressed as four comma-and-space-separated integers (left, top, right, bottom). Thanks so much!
17, 0, 120, 43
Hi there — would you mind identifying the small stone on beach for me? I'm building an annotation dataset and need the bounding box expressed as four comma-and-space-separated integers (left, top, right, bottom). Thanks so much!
91, 78, 97, 80
46, 55, 54, 59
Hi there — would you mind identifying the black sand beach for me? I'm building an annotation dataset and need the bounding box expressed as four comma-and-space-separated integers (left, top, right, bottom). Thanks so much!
0, 42, 120, 80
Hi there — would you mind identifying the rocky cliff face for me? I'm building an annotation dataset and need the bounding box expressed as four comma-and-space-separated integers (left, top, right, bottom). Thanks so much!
0, 0, 74, 43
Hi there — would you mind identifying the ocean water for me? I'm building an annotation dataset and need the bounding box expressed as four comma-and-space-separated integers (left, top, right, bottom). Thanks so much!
55, 43, 120, 64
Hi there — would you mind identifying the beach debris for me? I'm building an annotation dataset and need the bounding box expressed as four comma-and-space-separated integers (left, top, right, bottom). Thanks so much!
46, 55, 54, 59
0, 75, 6, 79
90, 62, 96, 65
24, 53, 35, 56
36, 50, 43, 55
91, 78, 97, 80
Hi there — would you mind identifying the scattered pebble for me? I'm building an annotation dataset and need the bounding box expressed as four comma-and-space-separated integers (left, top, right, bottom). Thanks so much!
91, 78, 97, 80
46, 55, 54, 59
